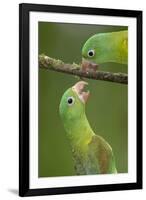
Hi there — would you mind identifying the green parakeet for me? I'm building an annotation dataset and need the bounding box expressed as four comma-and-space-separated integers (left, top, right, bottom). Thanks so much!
59, 81, 117, 175
82, 30, 128, 71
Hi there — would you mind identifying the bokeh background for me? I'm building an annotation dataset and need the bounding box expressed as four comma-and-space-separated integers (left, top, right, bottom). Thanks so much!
38, 22, 128, 177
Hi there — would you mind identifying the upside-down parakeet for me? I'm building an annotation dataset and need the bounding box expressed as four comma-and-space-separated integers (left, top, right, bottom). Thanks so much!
81, 30, 128, 71
59, 81, 117, 175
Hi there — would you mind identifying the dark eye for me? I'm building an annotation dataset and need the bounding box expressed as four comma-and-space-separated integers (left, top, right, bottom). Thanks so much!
88, 49, 95, 57
67, 96, 75, 106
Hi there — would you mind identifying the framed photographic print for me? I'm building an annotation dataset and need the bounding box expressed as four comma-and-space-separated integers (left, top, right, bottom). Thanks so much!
19, 3, 142, 197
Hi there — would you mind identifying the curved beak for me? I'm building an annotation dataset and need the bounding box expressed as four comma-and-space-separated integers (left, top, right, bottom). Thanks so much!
72, 81, 90, 104
82, 58, 99, 72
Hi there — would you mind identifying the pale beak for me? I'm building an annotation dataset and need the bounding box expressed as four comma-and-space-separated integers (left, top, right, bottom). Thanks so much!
72, 81, 90, 104
81, 58, 99, 72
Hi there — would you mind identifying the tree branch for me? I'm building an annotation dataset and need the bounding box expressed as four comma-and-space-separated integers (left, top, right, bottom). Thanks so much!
39, 54, 128, 84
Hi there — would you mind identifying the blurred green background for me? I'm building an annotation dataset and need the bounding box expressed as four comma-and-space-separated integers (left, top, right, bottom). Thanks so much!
38, 22, 128, 177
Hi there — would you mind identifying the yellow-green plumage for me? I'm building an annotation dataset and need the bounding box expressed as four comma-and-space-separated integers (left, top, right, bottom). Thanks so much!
59, 81, 117, 175
82, 30, 128, 66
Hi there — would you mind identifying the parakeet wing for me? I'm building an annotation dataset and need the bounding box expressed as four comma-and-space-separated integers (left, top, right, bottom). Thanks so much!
88, 135, 117, 174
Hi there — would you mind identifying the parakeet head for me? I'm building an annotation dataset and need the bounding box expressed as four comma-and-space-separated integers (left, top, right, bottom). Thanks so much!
59, 81, 90, 123
82, 33, 111, 66
82, 31, 128, 68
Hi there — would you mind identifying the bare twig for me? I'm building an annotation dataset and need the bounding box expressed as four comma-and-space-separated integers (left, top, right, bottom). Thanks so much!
39, 54, 128, 84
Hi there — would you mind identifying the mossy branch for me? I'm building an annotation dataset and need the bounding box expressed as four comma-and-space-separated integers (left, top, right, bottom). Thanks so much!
39, 54, 128, 84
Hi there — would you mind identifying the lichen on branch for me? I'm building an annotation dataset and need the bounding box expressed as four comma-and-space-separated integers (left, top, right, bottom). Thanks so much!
39, 54, 128, 84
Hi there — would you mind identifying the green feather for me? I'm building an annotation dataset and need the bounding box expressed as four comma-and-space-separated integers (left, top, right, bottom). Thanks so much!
82, 30, 128, 65
59, 84, 117, 175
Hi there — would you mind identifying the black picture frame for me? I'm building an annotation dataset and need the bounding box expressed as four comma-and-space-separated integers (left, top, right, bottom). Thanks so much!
19, 3, 143, 197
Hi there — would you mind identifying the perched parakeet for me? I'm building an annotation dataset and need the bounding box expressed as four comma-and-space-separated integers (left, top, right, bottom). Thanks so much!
82, 30, 128, 71
59, 81, 117, 175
